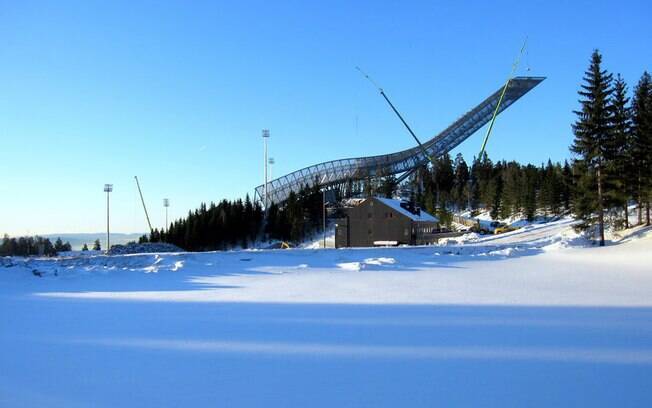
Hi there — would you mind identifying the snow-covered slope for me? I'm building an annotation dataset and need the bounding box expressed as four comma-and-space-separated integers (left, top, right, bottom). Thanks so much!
1, 222, 651, 407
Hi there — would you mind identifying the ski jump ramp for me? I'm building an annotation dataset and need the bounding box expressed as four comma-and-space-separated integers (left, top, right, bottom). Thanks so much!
255, 76, 545, 204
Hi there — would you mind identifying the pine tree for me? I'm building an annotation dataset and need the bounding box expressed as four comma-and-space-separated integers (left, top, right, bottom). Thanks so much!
500, 162, 522, 218
538, 160, 563, 216
523, 165, 539, 221
453, 153, 470, 210
610, 74, 633, 228
285, 191, 304, 243
631, 72, 652, 226
570, 50, 613, 245
476, 152, 494, 208
82, 243, 89, 251
489, 174, 503, 220
538, 163, 551, 215
468, 157, 482, 215
419, 166, 435, 213
561, 160, 573, 213
434, 153, 455, 209
244, 194, 256, 246
264, 202, 279, 240
550, 163, 564, 216
423, 188, 436, 215
54, 237, 64, 252
379, 174, 398, 198
92, 239, 101, 251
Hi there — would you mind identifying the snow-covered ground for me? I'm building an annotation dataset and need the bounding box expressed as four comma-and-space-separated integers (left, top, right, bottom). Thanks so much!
1, 220, 651, 407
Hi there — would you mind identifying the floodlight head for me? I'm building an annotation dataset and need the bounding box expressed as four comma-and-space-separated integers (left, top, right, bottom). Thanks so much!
163, 198, 170, 207
104, 184, 113, 192
262, 129, 270, 138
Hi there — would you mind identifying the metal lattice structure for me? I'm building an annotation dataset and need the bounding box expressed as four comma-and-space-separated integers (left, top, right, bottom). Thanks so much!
255, 76, 545, 204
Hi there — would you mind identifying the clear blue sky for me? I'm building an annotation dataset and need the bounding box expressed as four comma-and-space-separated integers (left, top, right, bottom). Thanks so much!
0, 0, 650, 236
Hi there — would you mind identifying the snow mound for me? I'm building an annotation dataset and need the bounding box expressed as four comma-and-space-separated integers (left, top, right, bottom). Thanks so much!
337, 257, 397, 271
488, 247, 516, 257
363, 257, 396, 265
0, 257, 18, 268
109, 242, 183, 255
337, 262, 363, 271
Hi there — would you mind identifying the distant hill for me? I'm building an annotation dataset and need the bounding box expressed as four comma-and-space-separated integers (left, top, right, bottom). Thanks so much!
43, 233, 146, 250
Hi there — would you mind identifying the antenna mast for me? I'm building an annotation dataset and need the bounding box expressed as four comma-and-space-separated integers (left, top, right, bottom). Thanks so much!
134, 176, 153, 233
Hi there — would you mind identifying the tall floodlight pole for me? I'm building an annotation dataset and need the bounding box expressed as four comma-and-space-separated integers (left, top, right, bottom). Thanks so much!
262, 129, 270, 210
163, 198, 170, 233
104, 184, 113, 253
320, 175, 327, 248
323, 190, 326, 248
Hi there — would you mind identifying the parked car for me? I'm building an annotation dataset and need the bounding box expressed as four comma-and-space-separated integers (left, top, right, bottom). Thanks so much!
494, 224, 518, 234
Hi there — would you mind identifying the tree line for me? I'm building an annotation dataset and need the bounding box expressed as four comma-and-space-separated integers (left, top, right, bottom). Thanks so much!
397, 152, 575, 225
148, 152, 580, 251
570, 50, 651, 245
142, 186, 325, 251
0, 235, 73, 257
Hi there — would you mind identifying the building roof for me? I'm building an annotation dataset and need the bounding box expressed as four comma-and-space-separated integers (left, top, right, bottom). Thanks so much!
373, 197, 439, 223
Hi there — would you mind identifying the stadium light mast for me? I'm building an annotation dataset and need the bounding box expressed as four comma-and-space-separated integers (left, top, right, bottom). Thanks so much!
323, 189, 326, 248
320, 175, 327, 249
163, 198, 170, 233
262, 129, 270, 210
103, 184, 113, 253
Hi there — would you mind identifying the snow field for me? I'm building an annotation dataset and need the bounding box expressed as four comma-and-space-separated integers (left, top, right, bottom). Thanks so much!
1, 219, 651, 407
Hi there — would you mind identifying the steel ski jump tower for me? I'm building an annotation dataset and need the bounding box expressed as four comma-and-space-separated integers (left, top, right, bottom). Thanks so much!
255, 76, 545, 205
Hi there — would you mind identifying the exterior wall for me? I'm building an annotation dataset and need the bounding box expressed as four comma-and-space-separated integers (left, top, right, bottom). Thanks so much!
413, 224, 442, 245
348, 199, 411, 247
336, 198, 439, 248
334, 218, 349, 248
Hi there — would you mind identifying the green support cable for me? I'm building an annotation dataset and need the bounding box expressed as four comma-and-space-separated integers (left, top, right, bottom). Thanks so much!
478, 38, 528, 158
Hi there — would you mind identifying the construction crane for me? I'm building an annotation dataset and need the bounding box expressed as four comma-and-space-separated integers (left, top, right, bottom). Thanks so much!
134, 176, 153, 234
